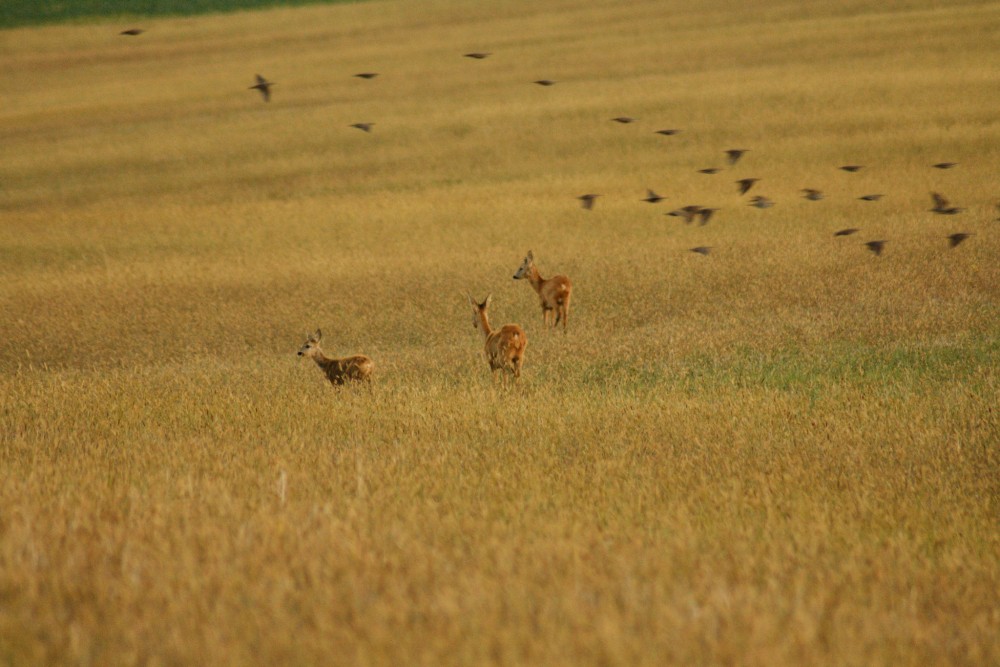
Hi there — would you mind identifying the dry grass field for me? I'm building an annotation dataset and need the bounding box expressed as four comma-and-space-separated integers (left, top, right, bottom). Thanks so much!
1, 0, 999, 664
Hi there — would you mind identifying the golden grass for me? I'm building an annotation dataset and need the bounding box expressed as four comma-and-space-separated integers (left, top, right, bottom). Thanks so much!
1, 0, 999, 664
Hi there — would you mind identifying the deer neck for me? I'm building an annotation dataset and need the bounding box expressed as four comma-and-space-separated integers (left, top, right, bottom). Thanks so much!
476, 310, 494, 341
309, 347, 335, 368
526, 265, 546, 295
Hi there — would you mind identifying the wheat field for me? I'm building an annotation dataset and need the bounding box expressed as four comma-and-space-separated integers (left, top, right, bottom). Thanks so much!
1, 0, 999, 665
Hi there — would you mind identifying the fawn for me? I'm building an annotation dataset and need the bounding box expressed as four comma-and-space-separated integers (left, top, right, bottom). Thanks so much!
468, 294, 527, 381
297, 329, 374, 386
512, 250, 572, 332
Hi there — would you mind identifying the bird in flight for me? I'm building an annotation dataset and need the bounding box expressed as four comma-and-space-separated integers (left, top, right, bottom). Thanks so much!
736, 178, 759, 195
611, 116, 637, 124
353, 72, 379, 79
947, 232, 973, 248
748, 196, 773, 209
690, 246, 712, 256
667, 205, 704, 223
802, 189, 824, 201
350, 123, 375, 132
864, 240, 887, 256
699, 168, 721, 175
697, 208, 718, 225
933, 162, 957, 169
120, 28, 145, 36
930, 192, 964, 214
726, 149, 748, 165
533, 79, 557, 86
656, 129, 681, 136
858, 194, 885, 201
249, 74, 274, 102
840, 165, 863, 172
464, 52, 491, 59
577, 194, 600, 210
834, 228, 860, 236
642, 189, 665, 203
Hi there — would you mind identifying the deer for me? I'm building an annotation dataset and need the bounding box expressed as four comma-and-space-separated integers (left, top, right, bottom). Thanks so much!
512, 250, 573, 332
297, 329, 374, 386
467, 294, 527, 382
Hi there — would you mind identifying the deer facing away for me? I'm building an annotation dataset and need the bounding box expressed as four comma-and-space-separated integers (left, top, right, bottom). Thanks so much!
468, 294, 527, 381
512, 250, 572, 332
297, 329, 374, 385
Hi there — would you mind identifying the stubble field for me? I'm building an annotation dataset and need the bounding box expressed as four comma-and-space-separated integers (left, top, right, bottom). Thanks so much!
1, 0, 998, 665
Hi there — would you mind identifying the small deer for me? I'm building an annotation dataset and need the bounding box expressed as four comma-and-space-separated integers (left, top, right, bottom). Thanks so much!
468, 294, 527, 381
297, 329, 374, 386
512, 250, 572, 332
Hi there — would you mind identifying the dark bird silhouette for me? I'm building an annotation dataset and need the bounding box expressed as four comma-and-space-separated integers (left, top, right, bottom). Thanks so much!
699, 168, 721, 175
533, 79, 556, 86
656, 129, 681, 136
726, 149, 748, 165
736, 178, 759, 195
840, 165, 863, 172
464, 52, 491, 59
690, 246, 712, 256
947, 232, 973, 248
864, 240, 887, 256
578, 194, 600, 210
748, 196, 773, 209
642, 189, 665, 203
353, 72, 379, 79
697, 208, 718, 225
930, 192, 964, 214
933, 162, 957, 169
859, 194, 885, 201
611, 116, 637, 124
249, 74, 274, 102
802, 189, 824, 201
668, 205, 703, 223
350, 123, 374, 132
834, 228, 860, 236
120, 28, 145, 36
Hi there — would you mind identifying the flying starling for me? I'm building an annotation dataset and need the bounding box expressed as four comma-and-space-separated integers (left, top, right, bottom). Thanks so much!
578, 194, 600, 210
864, 240, 887, 256
120, 28, 145, 36
736, 178, 759, 195
726, 149, 748, 165
656, 129, 681, 136
611, 116, 637, 124
643, 189, 665, 203
748, 196, 773, 209
834, 228, 860, 236
464, 52, 491, 59
690, 246, 712, 256
930, 192, 964, 214
350, 123, 374, 132
353, 73, 379, 79
249, 74, 274, 102
667, 205, 703, 223
933, 162, 957, 169
840, 165, 863, 172
947, 232, 973, 248
859, 194, 885, 201
698, 208, 718, 225
699, 168, 721, 175
802, 189, 824, 201
533, 79, 556, 86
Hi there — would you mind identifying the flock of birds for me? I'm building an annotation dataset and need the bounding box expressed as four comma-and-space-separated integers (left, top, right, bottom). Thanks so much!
119, 27, 990, 260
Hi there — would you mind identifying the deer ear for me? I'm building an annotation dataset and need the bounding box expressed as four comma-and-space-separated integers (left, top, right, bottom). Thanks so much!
467, 293, 476, 306
526, 250, 534, 260
314, 329, 322, 341
485, 294, 493, 307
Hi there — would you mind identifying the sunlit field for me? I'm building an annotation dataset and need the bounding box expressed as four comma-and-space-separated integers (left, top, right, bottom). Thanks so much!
1, 0, 998, 664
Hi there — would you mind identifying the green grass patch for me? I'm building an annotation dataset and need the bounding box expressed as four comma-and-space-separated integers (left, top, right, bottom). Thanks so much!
0, 0, 360, 29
